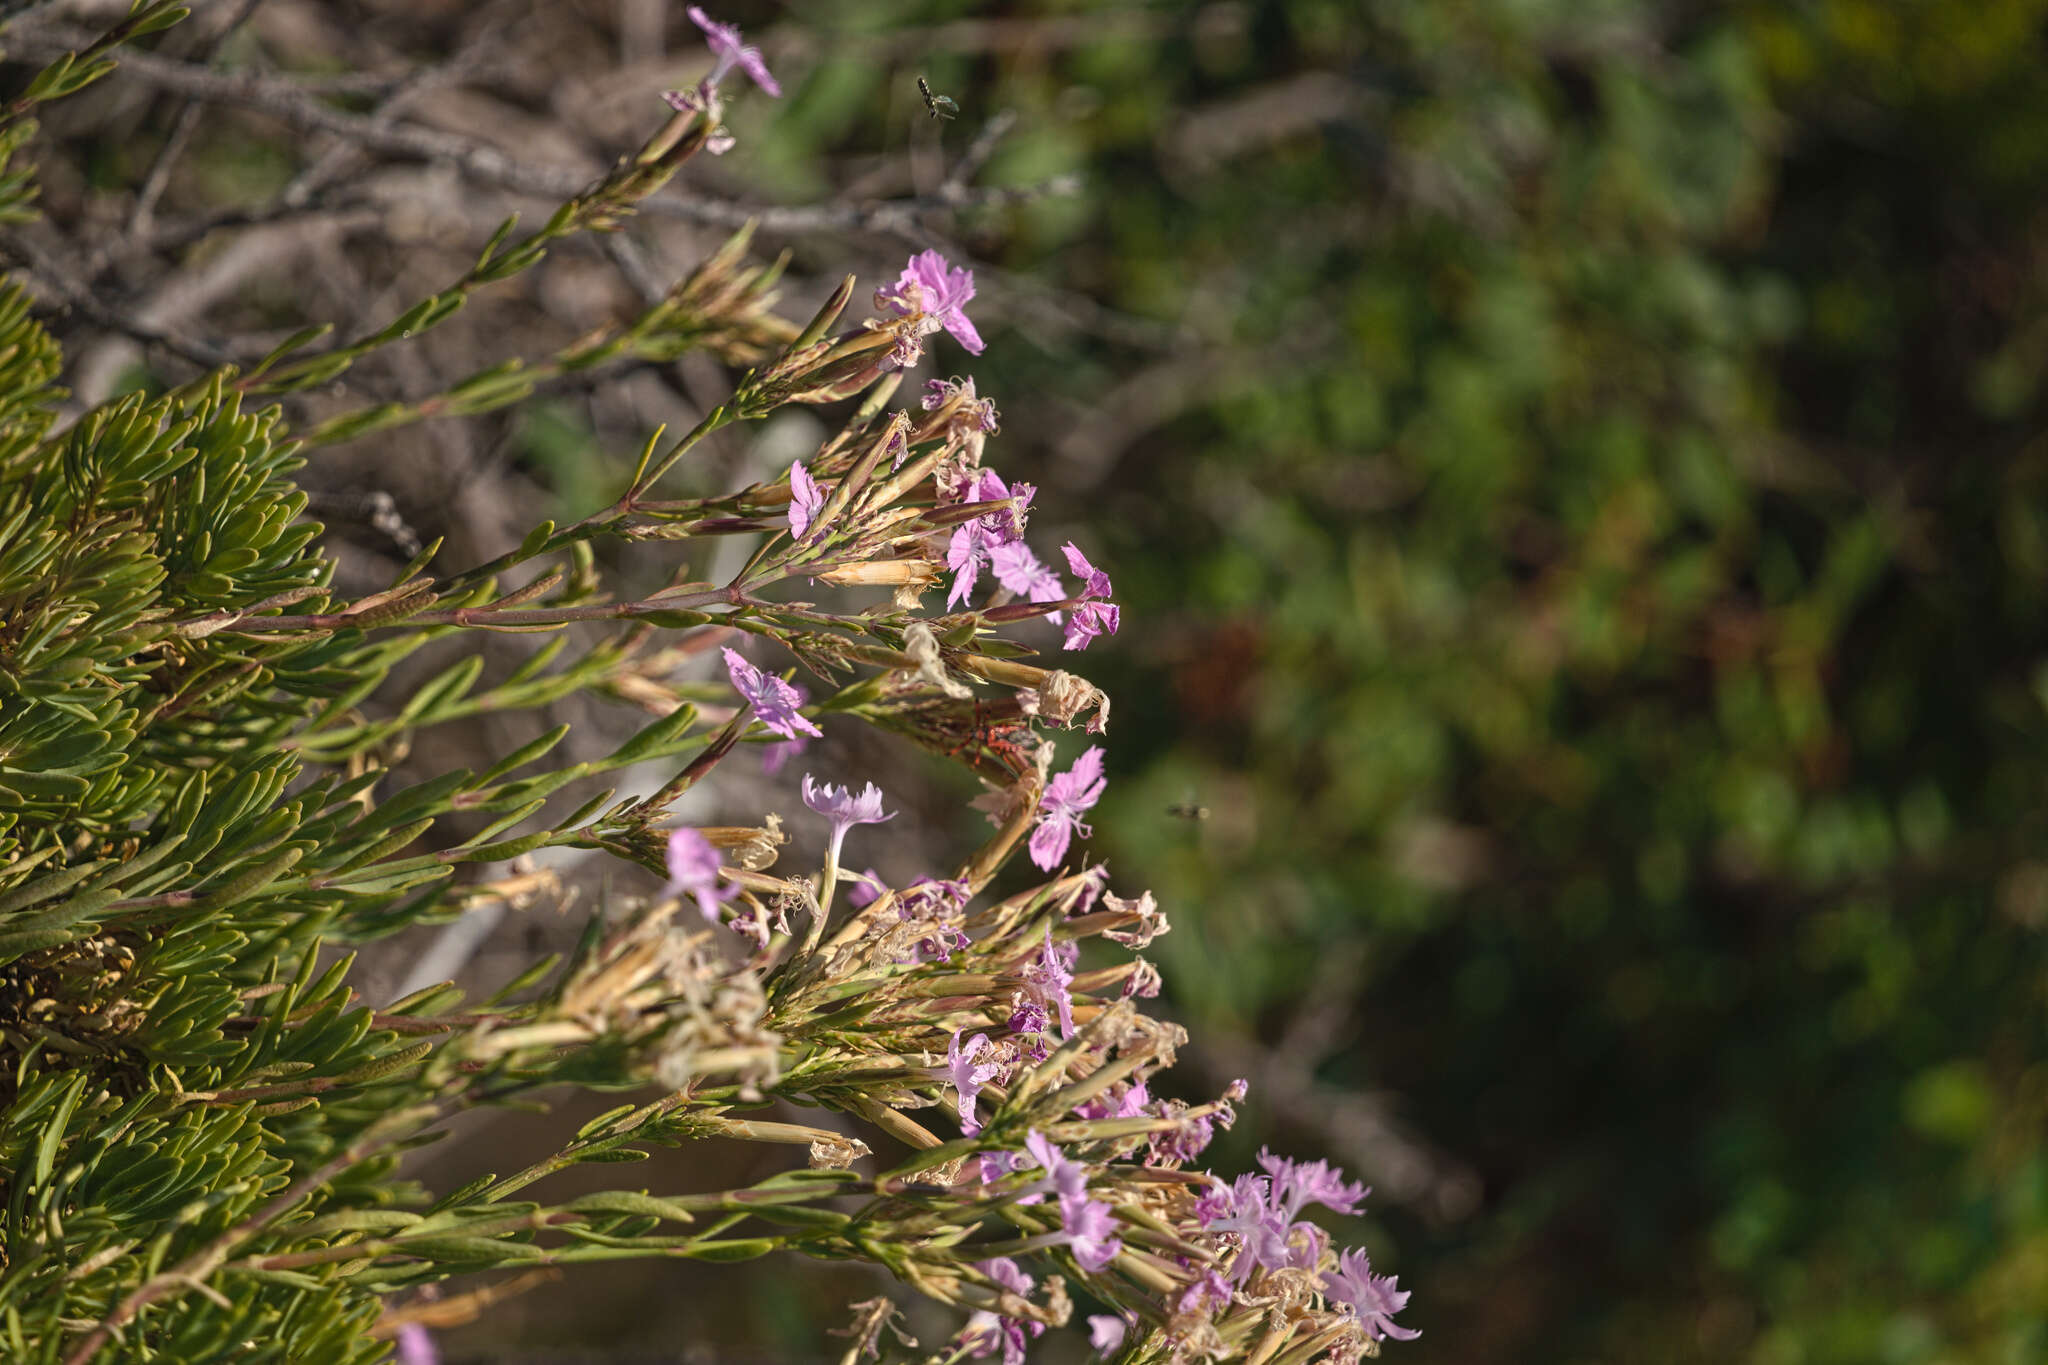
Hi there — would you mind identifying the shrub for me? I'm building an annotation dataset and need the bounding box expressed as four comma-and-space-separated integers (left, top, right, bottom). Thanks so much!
0, 9, 1408, 1363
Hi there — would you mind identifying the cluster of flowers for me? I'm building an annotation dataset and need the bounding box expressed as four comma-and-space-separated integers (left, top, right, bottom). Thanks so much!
635, 15, 1413, 1362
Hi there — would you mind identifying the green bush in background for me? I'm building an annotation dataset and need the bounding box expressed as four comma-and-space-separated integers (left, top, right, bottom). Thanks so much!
754, 1, 2048, 1360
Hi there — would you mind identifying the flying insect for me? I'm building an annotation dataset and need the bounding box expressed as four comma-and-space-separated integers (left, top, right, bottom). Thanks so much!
918, 75, 959, 121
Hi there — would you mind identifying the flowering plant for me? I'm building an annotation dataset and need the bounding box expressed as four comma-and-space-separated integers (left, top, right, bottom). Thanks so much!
0, 10, 1409, 1363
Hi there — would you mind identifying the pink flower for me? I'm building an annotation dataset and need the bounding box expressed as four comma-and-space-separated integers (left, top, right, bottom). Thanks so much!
788, 460, 824, 541
723, 647, 822, 742
946, 471, 1033, 608
990, 542, 1066, 621
800, 774, 895, 865
1258, 1148, 1369, 1219
1060, 543, 1119, 651
1029, 746, 1106, 871
1087, 1316, 1127, 1355
1018, 1129, 1089, 1205
877, 250, 986, 354
760, 680, 811, 774
664, 828, 739, 926
1061, 1194, 1124, 1272
686, 7, 781, 96
1198, 1153, 1373, 1287
955, 1258, 1043, 1365
1021, 929, 1078, 1037
1323, 1248, 1420, 1342
946, 1030, 1002, 1136
395, 1324, 438, 1365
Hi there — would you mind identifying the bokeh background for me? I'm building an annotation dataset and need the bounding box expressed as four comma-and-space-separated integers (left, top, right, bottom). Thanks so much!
11, 0, 2048, 1360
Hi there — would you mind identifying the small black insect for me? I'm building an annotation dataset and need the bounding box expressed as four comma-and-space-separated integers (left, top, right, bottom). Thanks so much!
917, 75, 959, 121
1167, 797, 1211, 822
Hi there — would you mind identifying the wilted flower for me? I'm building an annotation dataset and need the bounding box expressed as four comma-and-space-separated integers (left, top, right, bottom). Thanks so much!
923, 375, 1001, 432
801, 775, 896, 867
1030, 746, 1107, 871
724, 647, 823, 741
1323, 1248, 1420, 1342
788, 460, 825, 541
664, 827, 740, 926
687, 6, 781, 96
877, 250, 986, 354
887, 875, 973, 964
1101, 888, 1169, 949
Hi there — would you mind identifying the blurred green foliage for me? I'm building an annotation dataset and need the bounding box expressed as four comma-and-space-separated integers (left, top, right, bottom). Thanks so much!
763, 1, 2048, 1360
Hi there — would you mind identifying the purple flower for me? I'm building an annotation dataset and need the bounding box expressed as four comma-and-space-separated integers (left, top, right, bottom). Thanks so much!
1008, 998, 1049, 1037
1087, 1316, 1127, 1356
1060, 543, 1119, 651
877, 250, 985, 354
1258, 1149, 1370, 1220
956, 1258, 1043, 1365
1062, 1194, 1124, 1272
1177, 1270, 1233, 1318
847, 869, 884, 907
723, 647, 822, 742
947, 1030, 1002, 1136
1197, 1153, 1372, 1286
801, 774, 895, 866
788, 460, 824, 541
760, 681, 811, 774
1323, 1248, 1420, 1342
1012, 1132, 1123, 1273
1074, 1078, 1151, 1121
978, 1148, 1025, 1185
396, 1324, 438, 1365
664, 828, 739, 926
1029, 746, 1106, 871
1018, 1129, 1089, 1205
687, 7, 781, 96
990, 541, 1066, 621
1021, 929, 1078, 1037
